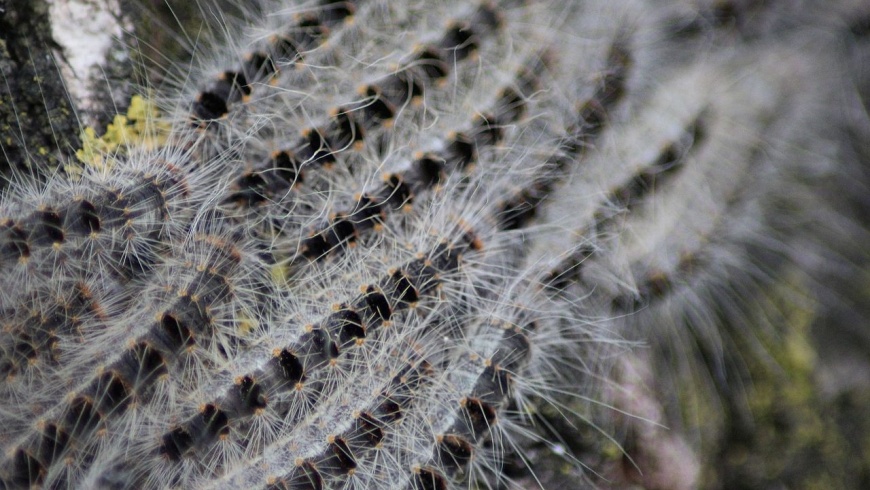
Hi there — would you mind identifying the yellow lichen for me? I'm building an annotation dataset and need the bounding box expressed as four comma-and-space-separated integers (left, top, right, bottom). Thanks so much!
236, 311, 258, 337
74, 95, 170, 170
271, 261, 290, 288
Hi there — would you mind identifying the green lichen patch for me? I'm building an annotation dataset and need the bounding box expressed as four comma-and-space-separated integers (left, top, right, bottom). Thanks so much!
707, 273, 868, 490
73, 94, 169, 171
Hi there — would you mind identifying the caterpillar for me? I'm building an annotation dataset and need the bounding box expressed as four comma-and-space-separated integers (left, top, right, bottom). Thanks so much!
1, 0, 869, 488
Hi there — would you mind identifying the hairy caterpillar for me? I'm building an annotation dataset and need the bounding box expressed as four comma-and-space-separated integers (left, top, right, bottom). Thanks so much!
1, 0, 869, 488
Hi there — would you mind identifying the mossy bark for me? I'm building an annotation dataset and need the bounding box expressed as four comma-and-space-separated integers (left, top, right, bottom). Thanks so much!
0, 0, 80, 180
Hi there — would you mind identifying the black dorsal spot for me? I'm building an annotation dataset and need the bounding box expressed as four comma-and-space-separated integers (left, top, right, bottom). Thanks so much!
298, 129, 335, 165
274, 348, 304, 384
600, 43, 632, 108
65, 396, 101, 436
160, 427, 193, 460
493, 87, 526, 125
2, 221, 30, 260
439, 22, 479, 61
361, 86, 395, 125
470, 3, 502, 32
269, 461, 323, 490
385, 269, 419, 305
328, 215, 357, 247
36, 209, 64, 245
11, 448, 44, 486
298, 327, 338, 369
437, 434, 474, 473
126, 342, 168, 390
351, 412, 384, 448
374, 395, 403, 423
319, 1, 355, 25
295, 15, 329, 50
236, 375, 267, 411
578, 99, 607, 139
356, 285, 391, 327
325, 108, 364, 150
490, 329, 531, 371
409, 154, 445, 188
214, 71, 251, 104
383, 70, 424, 105
193, 92, 229, 120
471, 364, 511, 404
443, 132, 476, 169
412, 47, 449, 81
301, 233, 331, 260
158, 312, 194, 352
326, 307, 365, 346
233, 172, 270, 206
37, 423, 69, 466
92, 371, 130, 413
429, 241, 460, 273
126, 179, 168, 216
320, 437, 356, 476
470, 112, 502, 147
200, 404, 230, 439
272, 150, 303, 185
244, 51, 277, 81
412, 467, 447, 490
497, 191, 537, 230
347, 195, 384, 228
273, 35, 301, 61
380, 173, 412, 209
405, 258, 439, 294
455, 397, 497, 440
171, 294, 215, 335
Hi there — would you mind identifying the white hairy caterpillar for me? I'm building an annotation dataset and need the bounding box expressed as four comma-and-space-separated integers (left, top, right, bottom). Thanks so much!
1, 0, 868, 488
